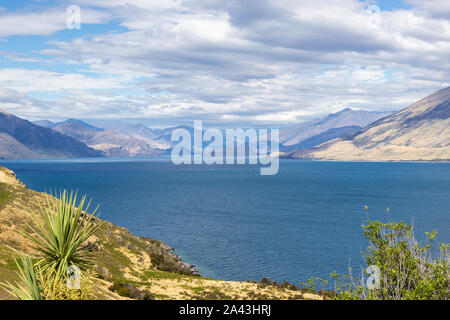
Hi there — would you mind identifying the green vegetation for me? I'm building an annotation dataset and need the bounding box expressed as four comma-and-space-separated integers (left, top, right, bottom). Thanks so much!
190, 288, 233, 300
1, 257, 42, 300
108, 281, 154, 300
0, 190, 102, 300
305, 218, 449, 300
0, 185, 10, 209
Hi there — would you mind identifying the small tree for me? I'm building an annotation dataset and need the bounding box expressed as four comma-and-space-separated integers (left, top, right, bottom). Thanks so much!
330, 220, 449, 300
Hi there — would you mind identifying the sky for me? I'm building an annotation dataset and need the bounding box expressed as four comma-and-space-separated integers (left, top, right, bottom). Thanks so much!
0, 0, 449, 127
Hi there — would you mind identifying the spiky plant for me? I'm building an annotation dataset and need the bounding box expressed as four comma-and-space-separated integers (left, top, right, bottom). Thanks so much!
0, 257, 43, 300
24, 190, 104, 281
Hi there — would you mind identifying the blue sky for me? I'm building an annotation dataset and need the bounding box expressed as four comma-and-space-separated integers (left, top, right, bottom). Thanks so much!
374, 0, 411, 10
0, 0, 449, 126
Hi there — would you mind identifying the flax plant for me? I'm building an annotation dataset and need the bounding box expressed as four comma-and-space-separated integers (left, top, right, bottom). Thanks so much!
0, 257, 43, 300
24, 190, 104, 281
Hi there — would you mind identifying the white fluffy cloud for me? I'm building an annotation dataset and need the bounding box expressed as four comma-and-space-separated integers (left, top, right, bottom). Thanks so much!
0, 6, 111, 36
0, 0, 449, 124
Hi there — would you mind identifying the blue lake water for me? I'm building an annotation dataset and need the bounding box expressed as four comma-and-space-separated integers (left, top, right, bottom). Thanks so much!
1, 158, 449, 284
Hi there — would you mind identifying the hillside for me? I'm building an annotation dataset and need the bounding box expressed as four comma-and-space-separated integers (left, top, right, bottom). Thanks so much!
280, 126, 361, 152
0, 167, 322, 300
52, 120, 166, 157
280, 108, 391, 147
0, 111, 103, 159
293, 87, 450, 161
32, 120, 57, 129
95, 122, 172, 150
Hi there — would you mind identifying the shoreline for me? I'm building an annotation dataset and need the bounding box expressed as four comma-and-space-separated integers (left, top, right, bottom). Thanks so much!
1, 155, 449, 163
0, 166, 324, 300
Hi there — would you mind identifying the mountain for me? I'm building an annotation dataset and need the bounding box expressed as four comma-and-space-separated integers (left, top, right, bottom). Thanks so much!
280, 108, 392, 147
56, 118, 104, 132
280, 126, 361, 152
33, 120, 57, 128
293, 87, 450, 161
97, 122, 157, 139
0, 111, 103, 159
97, 123, 196, 150
53, 119, 104, 142
95, 122, 171, 149
150, 125, 194, 148
53, 119, 166, 157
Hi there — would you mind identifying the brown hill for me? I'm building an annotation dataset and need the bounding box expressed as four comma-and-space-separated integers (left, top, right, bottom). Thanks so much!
0, 111, 103, 159
292, 87, 450, 161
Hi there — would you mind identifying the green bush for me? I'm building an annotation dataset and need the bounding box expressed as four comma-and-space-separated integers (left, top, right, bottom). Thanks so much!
328, 220, 449, 300
109, 282, 154, 300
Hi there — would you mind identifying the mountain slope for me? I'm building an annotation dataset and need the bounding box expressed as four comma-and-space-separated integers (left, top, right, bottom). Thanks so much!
296, 87, 450, 161
0, 111, 103, 159
53, 120, 166, 157
94, 122, 170, 149
53, 119, 104, 142
97, 122, 158, 139
33, 120, 57, 129
280, 126, 361, 152
280, 108, 391, 147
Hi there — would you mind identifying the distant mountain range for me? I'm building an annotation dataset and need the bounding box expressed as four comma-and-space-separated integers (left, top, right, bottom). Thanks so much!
94, 122, 175, 150
0, 111, 103, 159
35, 119, 168, 157
287, 87, 450, 161
26, 110, 392, 158
280, 108, 391, 148
1, 88, 447, 161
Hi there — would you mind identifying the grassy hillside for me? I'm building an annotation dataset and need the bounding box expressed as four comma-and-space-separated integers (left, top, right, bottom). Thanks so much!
0, 167, 322, 300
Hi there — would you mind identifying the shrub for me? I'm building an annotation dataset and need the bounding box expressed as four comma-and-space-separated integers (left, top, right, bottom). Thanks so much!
109, 282, 154, 300
329, 220, 449, 300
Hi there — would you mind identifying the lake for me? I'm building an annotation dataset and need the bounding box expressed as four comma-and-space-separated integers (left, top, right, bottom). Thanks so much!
1, 158, 449, 284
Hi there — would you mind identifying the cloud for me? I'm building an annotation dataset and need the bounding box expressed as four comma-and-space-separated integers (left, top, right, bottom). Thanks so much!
0, 68, 125, 92
405, 0, 450, 19
0, 6, 111, 37
0, 0, 449, 125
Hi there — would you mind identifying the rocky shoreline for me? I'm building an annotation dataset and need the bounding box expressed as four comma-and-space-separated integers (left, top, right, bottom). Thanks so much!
149, 241, 200, 276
